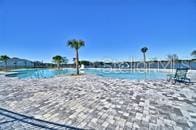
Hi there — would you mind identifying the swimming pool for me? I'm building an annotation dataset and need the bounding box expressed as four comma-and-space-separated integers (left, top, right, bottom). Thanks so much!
5, 68, 168, 80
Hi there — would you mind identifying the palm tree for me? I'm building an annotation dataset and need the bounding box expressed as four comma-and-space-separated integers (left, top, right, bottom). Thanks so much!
191, 50, 196, 59
0, 55, 10, 70
141, 47, 148, 63
67, 39, 85, 75
52, 55, 63, 69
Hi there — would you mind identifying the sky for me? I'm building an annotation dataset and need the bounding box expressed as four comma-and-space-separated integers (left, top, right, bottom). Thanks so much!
0, 0, 196, 63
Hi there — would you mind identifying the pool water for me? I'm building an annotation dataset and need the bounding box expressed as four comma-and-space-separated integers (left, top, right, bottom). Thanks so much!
86, 69, 167, 80
5, 68, 167, 80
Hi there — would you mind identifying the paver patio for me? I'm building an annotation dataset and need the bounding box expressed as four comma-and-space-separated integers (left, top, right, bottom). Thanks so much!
0, 75, 196, 130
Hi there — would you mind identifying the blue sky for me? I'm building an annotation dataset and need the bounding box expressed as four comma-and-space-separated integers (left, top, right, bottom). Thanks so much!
0, 0, 195, 63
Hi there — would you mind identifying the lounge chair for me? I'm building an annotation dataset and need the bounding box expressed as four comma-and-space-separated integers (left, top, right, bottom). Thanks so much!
167, 68, 191, 85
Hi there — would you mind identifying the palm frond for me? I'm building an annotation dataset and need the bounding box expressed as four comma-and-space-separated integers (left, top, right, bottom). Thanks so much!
141, 47, 148, 53
67, 39, 85, 49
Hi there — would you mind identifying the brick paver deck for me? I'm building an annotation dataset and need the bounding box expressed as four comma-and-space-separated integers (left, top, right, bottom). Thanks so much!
0, 75, 196, 130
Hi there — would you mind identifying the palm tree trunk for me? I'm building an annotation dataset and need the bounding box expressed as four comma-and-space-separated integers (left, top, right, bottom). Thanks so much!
143, 53, 146, 68
75, 49, 79, 75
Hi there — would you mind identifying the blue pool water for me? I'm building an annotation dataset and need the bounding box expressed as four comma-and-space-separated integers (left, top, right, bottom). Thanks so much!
5, 68, 167, 80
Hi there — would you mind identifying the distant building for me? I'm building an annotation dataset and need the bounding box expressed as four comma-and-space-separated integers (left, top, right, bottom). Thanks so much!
0, 57, 34, 68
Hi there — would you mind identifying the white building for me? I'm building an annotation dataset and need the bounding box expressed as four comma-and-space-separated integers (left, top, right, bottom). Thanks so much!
0, 57, 34, 68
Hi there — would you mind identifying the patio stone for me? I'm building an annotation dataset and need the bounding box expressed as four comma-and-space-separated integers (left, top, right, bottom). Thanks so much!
0, 75, 196, 129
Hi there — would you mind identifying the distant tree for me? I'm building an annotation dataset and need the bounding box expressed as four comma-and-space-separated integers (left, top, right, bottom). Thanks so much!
141, 47, 148, 63
93, 61, 104, 68
0, 55, 10, 70
191, 50, 196, 59
52, 55, 64, 69
62, 57, 68, 64
67, 39, 85, 75
80, 60, 91, 66
167, 54, 179, 61
150, 57, 158, 62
